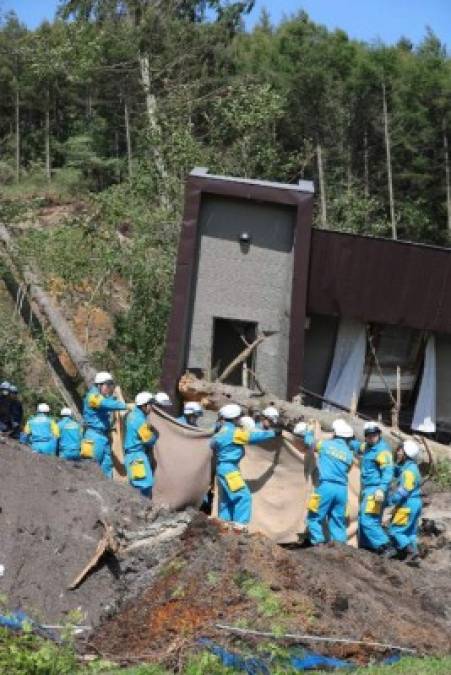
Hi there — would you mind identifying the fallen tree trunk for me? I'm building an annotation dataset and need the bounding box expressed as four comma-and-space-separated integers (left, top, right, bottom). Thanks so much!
0, 225, 96, 387
179, 373, 451, 461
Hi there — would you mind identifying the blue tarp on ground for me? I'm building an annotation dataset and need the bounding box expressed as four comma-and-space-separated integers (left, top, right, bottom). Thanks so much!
199, 638, 402, 672
0, 611, 60, 642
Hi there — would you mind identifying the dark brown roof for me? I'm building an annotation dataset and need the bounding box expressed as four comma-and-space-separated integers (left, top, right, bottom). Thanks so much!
307, 229, 451, 334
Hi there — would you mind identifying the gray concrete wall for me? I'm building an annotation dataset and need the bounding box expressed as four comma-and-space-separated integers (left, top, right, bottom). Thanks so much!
187, 194, 295, 398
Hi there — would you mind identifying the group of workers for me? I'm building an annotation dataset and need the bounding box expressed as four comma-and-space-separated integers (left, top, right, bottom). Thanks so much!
4, 370, 422, 565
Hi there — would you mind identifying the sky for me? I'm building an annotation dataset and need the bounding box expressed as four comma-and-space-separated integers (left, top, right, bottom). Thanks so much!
2, 0, 450, 48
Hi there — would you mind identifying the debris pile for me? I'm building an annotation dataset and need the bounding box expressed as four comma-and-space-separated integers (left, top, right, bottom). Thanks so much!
1, 438, 450, 668
0, 440, 195, 626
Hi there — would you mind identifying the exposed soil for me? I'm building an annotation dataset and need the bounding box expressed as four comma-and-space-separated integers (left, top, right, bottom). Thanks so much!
0, 440, 195, 626
1, 437, 450, 670
93, 510, 451, 667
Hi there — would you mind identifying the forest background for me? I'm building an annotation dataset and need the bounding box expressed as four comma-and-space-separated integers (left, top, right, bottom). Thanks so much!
0, 0, 450, 399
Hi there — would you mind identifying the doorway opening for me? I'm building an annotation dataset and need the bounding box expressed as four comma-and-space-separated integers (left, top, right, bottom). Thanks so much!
212, 318, 257, 387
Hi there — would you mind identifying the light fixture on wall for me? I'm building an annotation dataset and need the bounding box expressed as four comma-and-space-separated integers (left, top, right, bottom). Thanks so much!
239, 231, 251, 253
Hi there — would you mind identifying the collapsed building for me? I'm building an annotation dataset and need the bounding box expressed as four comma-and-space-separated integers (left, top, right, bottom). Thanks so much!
162, 169, 451, 442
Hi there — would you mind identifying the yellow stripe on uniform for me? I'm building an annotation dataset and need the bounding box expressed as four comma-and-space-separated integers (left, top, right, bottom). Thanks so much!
138, 423, 153, 443
376, 450, 393, 466
233, 428, 250, 445
51, 420, 60, 438
403, 469, 416, 491
88, 393, 103, 409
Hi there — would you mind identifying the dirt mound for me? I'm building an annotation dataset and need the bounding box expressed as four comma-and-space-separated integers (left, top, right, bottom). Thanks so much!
0, 440, 195, 626
2, 437, 451, 668
92, 516, 451, 667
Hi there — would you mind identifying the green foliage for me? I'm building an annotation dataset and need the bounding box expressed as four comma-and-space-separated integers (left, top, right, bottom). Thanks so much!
434, 460, 451, 490
0, 627, 78, 674
235, 573, 282, 618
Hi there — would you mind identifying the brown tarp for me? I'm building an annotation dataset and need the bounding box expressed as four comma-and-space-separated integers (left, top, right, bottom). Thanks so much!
151, 406, 213, 510
150, 408, 360, 544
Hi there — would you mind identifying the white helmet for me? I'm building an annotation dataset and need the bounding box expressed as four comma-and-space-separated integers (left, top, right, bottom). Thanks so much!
154, 392, 171, 407
240, 415, 256, 431
262, 406, 279, 422
9, 385, 18, 394
135, 391, 153, 407
37, 403, 50, 414
403, 439, 421, 460
332, 419, 354, 439
293, 421, 308, 436
219, 403, 242, 420
95, 371, 114, 385
364, 421, 381, 435
184, 401, 203, 416
60, 407, 72, 417
0, 381, 10, 391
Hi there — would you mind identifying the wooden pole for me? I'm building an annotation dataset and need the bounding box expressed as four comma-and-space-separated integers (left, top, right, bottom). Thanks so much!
216, 335, 266, 384
382, 81, 396, 239
316, 143, 328, 228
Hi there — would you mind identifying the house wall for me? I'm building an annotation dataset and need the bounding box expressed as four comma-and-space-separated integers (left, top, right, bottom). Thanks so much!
187, 194, 296, 397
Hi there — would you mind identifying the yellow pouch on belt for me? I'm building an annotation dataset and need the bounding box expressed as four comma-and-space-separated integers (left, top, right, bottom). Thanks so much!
392, 507, 410, 526
365, 495, 382, 516
130, 459, 146, 480
80, 439, 95, 459
225, 470, 245, 492
308, 493, 320, 513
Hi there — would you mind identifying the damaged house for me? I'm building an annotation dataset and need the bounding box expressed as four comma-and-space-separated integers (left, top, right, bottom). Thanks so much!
162, 169, 451, 442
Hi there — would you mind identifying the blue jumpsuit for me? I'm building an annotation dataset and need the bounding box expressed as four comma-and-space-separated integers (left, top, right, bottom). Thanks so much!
299, 431, 315, 448
358, 440, 394, 550
210, 422, 276, 524
124, 406, 158, 497
82, 386, 127, 477
58, 417, 82, 461
387, 460, 422, 553
306, 438, 354, 544
21, 414, 59, 455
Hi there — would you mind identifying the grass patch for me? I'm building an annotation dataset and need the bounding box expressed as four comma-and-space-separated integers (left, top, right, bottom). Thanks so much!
234, 573, 283, 618
433, 460, 451, 490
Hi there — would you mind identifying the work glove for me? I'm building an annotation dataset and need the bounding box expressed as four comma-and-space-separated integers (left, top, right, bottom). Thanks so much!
374, 489, 385, 503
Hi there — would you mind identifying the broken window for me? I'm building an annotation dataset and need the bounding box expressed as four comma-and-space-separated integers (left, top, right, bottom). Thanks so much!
211, 318, 257, 387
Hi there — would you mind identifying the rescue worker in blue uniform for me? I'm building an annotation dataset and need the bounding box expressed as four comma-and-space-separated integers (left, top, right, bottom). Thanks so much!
293, 421, 315, 449
358, 421, 394, 553
58, 407, 82, 460
306, 419, 355, 545
123, 392, 158, 497
210, 403, 279, 526
385, 439, 422, 564
9, 385, 23, 439
21, 403, 59, 455
177, 401, 203, 427
82, 371, 127, 477
258, 406, 280, 430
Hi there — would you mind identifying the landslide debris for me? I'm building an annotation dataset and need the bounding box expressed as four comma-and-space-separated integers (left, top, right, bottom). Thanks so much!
1, 436, 451, 671
93, 515, 451, 668
0, 439, 195, 626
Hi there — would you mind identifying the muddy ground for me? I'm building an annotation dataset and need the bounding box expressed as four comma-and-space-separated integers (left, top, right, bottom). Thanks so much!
1, 437, 451, 669
0, 440, 195, 626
